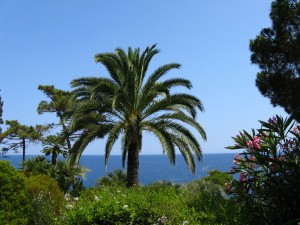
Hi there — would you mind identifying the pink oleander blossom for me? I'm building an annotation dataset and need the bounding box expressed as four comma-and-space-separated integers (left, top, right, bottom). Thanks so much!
249, 156, 257, 169
233, 154, 242, 165
240, 172, 248, 182
252, 136, 261, 149
247, 136, 261, 151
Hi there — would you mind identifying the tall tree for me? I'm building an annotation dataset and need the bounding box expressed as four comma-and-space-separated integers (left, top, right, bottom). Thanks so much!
0, 90, 3, 133
69, 45, 206, 187
0, 120, 47, 162
250, 0, 300, 120
37, 85, 73, 152
41, 135, 68, 165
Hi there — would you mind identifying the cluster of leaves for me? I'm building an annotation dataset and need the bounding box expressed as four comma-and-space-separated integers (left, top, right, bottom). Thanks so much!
0, 160, 33, 225
62, 169, 241, 225
227, 115, 300, 225
250, 0, 300, 121
0, 158, 243, 225
25, 175, 66, 225
68, 45, 206, 187
22, 156, 87, 196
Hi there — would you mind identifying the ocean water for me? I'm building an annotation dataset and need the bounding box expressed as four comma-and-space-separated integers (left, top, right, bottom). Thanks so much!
3, 153, 236, 187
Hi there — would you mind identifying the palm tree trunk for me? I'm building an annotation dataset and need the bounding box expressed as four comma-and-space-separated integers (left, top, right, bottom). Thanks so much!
22, 138, 25, 162
127, 141, 139, 187
52, 149, 58, 165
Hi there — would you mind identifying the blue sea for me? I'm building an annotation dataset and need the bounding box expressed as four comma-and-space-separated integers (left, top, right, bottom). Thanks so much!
2, 154, 236, 187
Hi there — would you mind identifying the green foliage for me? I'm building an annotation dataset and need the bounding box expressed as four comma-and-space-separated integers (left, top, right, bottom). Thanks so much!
227, 115, 300, 224
95, 169, 127, 188
23, 156, 87, 196
42, 135, 68, 165
0, 160, 32, 225
250, 0, 300, 121
63, 181, 242, 225
25, 175, 66, 225
182, 179, 242, 225
53, 160, 87, 196
0, 120, 49, 161
202, 169, 233, 189
22, 155, 52, 176
37, 85, 74, 152
69, 45, 206, 187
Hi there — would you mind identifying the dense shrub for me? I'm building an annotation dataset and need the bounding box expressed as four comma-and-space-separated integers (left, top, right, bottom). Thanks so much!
202, 169, 233, 189
0, 160, 32, 225
25, 175, 66, 225
95, 169, 127, 188
182, 179, 242, 224
23, 156, 86, 196
63, 178, 242, 225
227, 115, 300, 225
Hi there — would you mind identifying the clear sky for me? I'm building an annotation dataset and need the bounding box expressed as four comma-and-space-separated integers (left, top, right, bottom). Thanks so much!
0, 0, 287, 155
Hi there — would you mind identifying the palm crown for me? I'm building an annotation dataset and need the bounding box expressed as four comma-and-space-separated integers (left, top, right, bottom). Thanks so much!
69, 45, 206, 186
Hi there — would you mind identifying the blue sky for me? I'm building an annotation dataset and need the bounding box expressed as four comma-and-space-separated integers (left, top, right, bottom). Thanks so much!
0, 0, 287, 155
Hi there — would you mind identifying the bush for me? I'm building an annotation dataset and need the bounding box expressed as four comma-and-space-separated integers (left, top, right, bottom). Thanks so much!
227, 115, 300, 225
182, 179, 242, 225
95, 169, 127, 188
25, 174, 66, 225
23, 156, 86, 196
63, 180, 242, 225
0, 160, 32, 225
202, 170, 233, 188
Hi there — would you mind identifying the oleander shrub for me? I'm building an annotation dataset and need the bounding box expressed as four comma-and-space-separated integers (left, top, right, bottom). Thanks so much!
227, 115, 300, 225
0, 160, 32, 225
25, 175, 66, 225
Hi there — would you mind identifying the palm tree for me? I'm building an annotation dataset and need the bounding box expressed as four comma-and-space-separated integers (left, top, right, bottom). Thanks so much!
69, 45, 206, 187
41, 135, 68, 165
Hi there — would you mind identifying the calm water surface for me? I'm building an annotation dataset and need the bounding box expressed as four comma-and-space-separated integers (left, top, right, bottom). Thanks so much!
3, 154, 236, 187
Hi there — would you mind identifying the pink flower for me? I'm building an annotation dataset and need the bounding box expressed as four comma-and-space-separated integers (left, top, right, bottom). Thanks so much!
252, 136, 261, 149
247, 136, 261, 151
247, 140, 253, 148
249, 156, 257, 169
239, 172, 248, 182
233, 154, 242, 165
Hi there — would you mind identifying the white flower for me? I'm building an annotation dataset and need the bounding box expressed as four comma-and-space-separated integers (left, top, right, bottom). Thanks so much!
64, 193, 70, 201
66, 204, 73, 210
183, 221, 188, 225
74, 197, 79, 201
117, 190, 121, 193
123, 205, 128, 209
94, 196, 99, 201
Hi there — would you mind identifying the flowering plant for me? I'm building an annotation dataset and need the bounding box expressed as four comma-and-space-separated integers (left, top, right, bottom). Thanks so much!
227, 115, 300, 225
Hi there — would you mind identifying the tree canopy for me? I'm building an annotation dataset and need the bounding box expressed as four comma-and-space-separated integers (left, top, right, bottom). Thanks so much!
69, 45, 206, 187
38, 85, 74, 152
0, 120, 48, 161
250, 0, 300, 121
